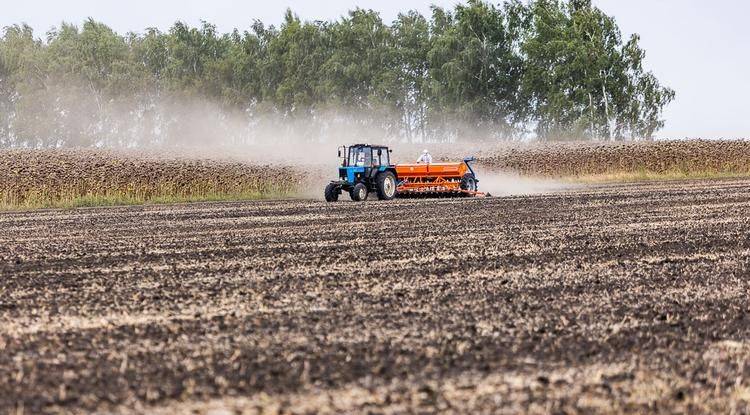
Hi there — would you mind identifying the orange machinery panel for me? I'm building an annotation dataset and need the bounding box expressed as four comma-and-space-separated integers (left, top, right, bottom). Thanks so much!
395, 163, 468, 179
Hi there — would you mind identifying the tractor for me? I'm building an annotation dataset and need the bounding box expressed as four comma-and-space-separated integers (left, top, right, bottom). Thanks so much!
324, 144, 487, 202
324, 144, 397, 202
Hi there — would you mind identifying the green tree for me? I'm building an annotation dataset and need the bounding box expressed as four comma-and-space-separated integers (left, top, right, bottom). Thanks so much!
0, 2, 674, 147
165, 21, 227, 97
38, 20, 143, 146
265, 10, 329, 115
618, 34, 675, 139
1, 24, 50, 146
319, 9, 400, 138
427, 0, 526, 141
0, 43, 7, 146
392, 11, 430, 140
521, 0, 674, 140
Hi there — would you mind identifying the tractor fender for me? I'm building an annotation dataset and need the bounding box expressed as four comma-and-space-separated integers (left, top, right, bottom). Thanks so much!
385, 166, 399, 181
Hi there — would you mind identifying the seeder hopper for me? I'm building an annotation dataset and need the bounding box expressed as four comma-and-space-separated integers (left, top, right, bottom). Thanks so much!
395, 159, 484, 197
324, 144, 489, 202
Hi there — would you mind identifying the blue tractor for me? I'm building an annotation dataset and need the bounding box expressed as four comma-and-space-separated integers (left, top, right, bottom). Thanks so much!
324, 144, 397, 202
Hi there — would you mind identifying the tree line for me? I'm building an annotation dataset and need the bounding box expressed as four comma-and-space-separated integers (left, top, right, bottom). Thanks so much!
0, 0, 675, 147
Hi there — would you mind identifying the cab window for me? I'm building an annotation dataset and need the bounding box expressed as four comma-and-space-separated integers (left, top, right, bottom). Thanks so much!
372, 149, 381, 166
379, 149, 390, 166
349, 147, 371, 167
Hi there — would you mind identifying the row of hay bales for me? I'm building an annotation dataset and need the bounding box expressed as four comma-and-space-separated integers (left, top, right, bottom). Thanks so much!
480, 140, 750, 177
0, 149, 305, 208
2, 140, 748, 208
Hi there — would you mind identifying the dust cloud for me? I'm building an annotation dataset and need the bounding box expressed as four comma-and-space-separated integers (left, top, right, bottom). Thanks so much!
474, 169, 576, 197
6, 91, 575, 200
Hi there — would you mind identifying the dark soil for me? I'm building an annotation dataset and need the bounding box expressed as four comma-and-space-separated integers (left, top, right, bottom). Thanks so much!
1, 179, 750, 414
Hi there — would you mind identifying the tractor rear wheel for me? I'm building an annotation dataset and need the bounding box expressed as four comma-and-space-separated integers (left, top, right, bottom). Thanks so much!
460, 173, 477, 192
324, 183, 340, 202
375, 171, 397, 200
350, 183, 368, 202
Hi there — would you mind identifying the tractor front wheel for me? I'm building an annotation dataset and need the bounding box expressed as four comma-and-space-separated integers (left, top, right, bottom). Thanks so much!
350, 183, 368, 202
376, 171, 397, 200
324, 183, 340, 202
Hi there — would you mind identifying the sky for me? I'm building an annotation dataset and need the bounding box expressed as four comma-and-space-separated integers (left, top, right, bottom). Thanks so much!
2, 0, 748, 139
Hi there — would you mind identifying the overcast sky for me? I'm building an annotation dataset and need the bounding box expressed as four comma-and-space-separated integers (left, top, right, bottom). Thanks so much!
3, 0, 748, 139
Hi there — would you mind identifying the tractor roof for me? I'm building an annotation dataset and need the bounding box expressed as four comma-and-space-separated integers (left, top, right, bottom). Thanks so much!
349, 144, 388, 148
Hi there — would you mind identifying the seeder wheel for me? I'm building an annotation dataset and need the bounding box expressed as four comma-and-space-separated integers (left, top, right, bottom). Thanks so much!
460, 173, 477, 192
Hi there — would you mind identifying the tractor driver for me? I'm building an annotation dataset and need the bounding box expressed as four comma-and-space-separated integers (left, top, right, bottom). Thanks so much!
355, 148, 367, 166
416, 149, 433, 164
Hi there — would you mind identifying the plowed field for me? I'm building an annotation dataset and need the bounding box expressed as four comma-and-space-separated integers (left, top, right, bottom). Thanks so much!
2, 179, 750, 414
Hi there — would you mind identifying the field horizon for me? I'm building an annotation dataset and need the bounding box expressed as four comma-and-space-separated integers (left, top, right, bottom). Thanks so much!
3, 139, 750, 210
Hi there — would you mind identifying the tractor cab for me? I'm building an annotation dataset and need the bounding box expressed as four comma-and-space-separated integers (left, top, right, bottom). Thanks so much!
339, 144, 391, 168
325, 144, 398, 202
